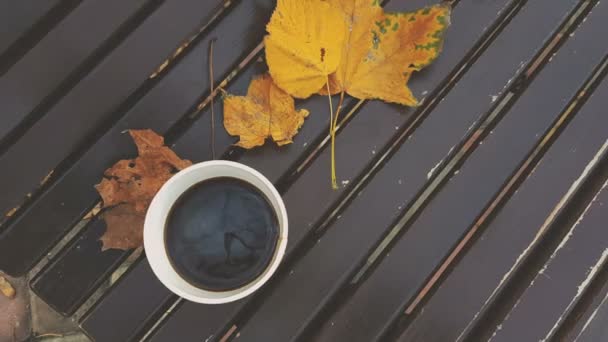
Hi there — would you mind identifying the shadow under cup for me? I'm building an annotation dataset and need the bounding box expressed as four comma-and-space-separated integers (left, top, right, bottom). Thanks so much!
144, 161, 288, 304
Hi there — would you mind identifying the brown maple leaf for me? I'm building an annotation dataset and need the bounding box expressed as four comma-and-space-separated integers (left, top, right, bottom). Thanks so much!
99, 204, 146, 251
94, 129, 192, 251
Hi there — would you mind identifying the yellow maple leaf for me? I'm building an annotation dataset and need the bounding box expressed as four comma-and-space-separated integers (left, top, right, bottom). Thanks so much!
264, 0, 348, 98
267, 0, 450, 105
265, 0, 450, 188
223, 74, 310, 148
323, 1, 451, 106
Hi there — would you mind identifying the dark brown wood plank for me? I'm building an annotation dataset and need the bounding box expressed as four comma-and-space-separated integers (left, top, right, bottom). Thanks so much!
490, 181, 608, 342
394, 26, 608, 342
233, 0, 586, 341
560, 269, 608, 341
0, 1, 62, 52
80, 259, 174, 342
0, 0, 66, 66
0, 0, 225, 232
146, 298, 242, 342
32, 218, 128, 316
0, 0, 150, 145
83, 0, 506, 340
314, 3, 607, 342
570, 282, 608, 342
0, 0, 230, 277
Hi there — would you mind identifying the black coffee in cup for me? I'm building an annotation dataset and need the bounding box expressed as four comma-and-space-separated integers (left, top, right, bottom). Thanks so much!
164, 177, 279, 291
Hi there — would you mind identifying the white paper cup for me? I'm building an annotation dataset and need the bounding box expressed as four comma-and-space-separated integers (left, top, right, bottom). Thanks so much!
144, 160, 288, 304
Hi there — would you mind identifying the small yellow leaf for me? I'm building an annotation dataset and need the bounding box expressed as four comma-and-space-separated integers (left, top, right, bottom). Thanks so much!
224, 74, 309, 149
265, 0, 347, 98
5, 206, 18, 218
0, 276, 15, 299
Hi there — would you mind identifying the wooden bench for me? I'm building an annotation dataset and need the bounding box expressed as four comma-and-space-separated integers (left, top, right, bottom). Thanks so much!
1, 0, 607, 341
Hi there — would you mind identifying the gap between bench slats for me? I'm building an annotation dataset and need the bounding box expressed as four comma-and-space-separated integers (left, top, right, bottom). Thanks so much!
0, 0, 75, 75
0, 0, 60, 56
0, 0, 230, 276
315, 2, 605, 341
557, 250, 608, 341
0, 1, 61, 54
575, 292, 608, 342
0, 0, 151, 150
0, 0, 227, 228
396, 30, 608, 342
561, 265, 608, 342
490, 170, 608, 341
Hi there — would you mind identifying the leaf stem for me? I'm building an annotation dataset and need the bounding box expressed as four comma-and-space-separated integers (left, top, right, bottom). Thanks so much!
209, 38, 217, 160
325, 78, 338, 189
331, 90, 345, 189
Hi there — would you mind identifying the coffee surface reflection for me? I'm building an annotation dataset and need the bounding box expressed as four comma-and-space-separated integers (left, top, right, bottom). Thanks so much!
165, 177, 279, 291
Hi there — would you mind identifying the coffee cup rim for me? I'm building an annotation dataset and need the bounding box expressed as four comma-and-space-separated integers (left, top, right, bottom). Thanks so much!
144, 160, 288, 304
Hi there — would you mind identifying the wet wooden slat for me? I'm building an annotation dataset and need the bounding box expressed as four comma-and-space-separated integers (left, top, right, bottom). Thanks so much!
0, 1, 63, 59
315, 3, 607, 342
80, 259, 174, 342
0, 0, 150, 144
395, 41, 608, 342
218, 0, 586, 341
561, 270, 608, 341
570, 282, 608, 342
490, 181, 608, 342
0, 0, 230, 277
0, 0, 226, 238
83, 0, 504, 339
32, 218, 127, 316
146, 297, 242, 342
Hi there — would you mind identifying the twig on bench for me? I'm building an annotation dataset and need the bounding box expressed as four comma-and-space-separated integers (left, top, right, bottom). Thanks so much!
209, 38, 218, 160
